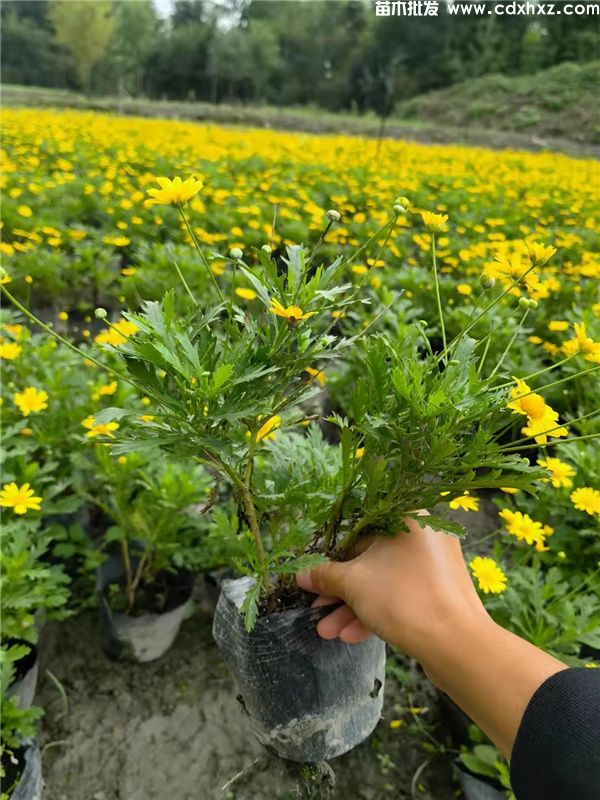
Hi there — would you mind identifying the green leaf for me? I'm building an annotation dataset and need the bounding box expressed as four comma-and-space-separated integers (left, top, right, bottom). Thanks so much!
407, 513, 466, 538
273, 552, 328, 574
212, 363, 234, 392
241, 581, 261, 632
92, 407, 130, 425
459, 752, 498, 780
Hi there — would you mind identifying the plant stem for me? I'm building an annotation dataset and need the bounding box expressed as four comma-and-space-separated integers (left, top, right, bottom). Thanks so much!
167, 246, 198, 307
487, 309, 529, 380
240, 484, 266, 564
342, 215, 396, 272
308, 219, 333, 266
494, 354, 577, 390
445, 261, 537, 354
120, 536, 134, 612
431, 234, 447, 362
178, 206, 226, 304
477, 336, 492, 376
498, 432, 600, 454
128, 552, 150, 613
0, 285, 134, 386
490, 366, 600, 408
498, 409, 600, 452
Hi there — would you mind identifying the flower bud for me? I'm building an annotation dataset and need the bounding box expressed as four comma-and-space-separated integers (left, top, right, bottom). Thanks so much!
480, 274, 495, 290
95, 307, 108, 320
518, 297, 530, 310
418, 320, 428, 327
528, 299, 538, 310
394, 196, 410, 212
326, 209, 341, 223
230, 248, 243, 260
261, 244, 272, 254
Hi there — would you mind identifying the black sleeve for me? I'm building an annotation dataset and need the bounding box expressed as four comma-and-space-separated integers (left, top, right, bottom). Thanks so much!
510, 667, 600, 800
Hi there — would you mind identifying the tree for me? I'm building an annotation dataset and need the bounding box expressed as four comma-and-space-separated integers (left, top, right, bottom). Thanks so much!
1, 5, 74, 88
108, 0, 160, 96
49, 1, 115, 93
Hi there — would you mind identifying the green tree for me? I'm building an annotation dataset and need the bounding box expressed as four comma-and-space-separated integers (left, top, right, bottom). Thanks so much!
108, 0, 160, 96
49, 0, 115, 93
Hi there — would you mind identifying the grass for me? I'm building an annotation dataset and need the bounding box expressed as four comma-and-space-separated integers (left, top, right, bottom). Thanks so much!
397, 61, 600, 145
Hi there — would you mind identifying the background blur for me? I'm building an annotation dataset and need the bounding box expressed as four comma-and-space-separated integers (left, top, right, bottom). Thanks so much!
2, 0, 599, 144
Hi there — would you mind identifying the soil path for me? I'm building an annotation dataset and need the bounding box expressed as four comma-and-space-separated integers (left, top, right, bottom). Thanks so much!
36, 602, 457, 800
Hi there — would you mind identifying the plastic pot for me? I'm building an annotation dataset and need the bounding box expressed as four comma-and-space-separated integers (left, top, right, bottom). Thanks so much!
456, 763, 507, 800
213, 576, 386, 762
96, 556, 194, 663
6, 640, 39, 710
9, 740, 43, 800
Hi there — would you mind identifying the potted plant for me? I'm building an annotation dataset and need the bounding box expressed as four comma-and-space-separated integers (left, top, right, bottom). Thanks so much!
456, 727, 513, 800
0, 519, 70, 800
0, 652, 43, 800
80, 195, 573, 760
3, 186, 585, 763
75, 445, 215, 662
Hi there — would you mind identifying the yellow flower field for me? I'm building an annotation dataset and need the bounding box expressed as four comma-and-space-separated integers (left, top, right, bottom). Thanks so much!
1, 108, 599, 296
1, 106, 600, 800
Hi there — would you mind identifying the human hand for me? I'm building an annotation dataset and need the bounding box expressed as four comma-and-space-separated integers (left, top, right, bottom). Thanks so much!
296, 515, 489, 664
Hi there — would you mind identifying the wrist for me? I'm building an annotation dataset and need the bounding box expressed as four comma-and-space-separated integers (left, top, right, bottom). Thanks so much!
408, 604, 495, 690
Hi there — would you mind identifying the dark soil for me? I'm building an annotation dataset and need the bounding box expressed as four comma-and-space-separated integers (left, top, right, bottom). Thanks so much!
36, 586, 458, 800
1, 745, 26, 796
107, 568, 193, 617
259, 578, 316, 617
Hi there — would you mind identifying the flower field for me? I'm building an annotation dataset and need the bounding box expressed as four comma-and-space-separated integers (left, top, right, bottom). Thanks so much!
1, 107, 600, 798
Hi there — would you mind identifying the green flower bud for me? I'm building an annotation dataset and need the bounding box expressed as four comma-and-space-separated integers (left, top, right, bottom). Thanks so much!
518, 297, 530, 310
95, 307, 108, 320
394, 196, 410, 212
230, 248, 243, 260
528, 299, 538, 310
326, 209, 341, 222
261, 244, 272, 254
480, 274, 496, 290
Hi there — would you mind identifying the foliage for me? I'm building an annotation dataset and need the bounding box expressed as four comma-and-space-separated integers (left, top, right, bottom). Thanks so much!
0, 519, 70, 644
2, 0, 600, 114
70, 206, 568, 627
75, 445, 216, 614
48, 1, 115, 92
484, 563, 600, 664
398, 61, 600, 144
0, 645, 44, 794
459, 725, 513, 799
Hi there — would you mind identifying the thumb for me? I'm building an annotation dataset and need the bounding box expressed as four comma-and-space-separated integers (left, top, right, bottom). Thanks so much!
296, 560, 349, 600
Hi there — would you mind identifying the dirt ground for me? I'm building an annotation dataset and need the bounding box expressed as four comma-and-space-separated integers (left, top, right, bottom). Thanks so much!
36, 604, 456, 800
36, 504, 499, 800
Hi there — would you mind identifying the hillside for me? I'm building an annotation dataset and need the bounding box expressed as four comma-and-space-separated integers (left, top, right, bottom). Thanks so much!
397, 62, 600, 145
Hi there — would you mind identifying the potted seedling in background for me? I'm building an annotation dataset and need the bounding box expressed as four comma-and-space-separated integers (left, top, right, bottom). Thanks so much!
76, 444, 214, 662
456, 726, 513, 800
1, 656, 43, 800
0, 519, 70, 800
